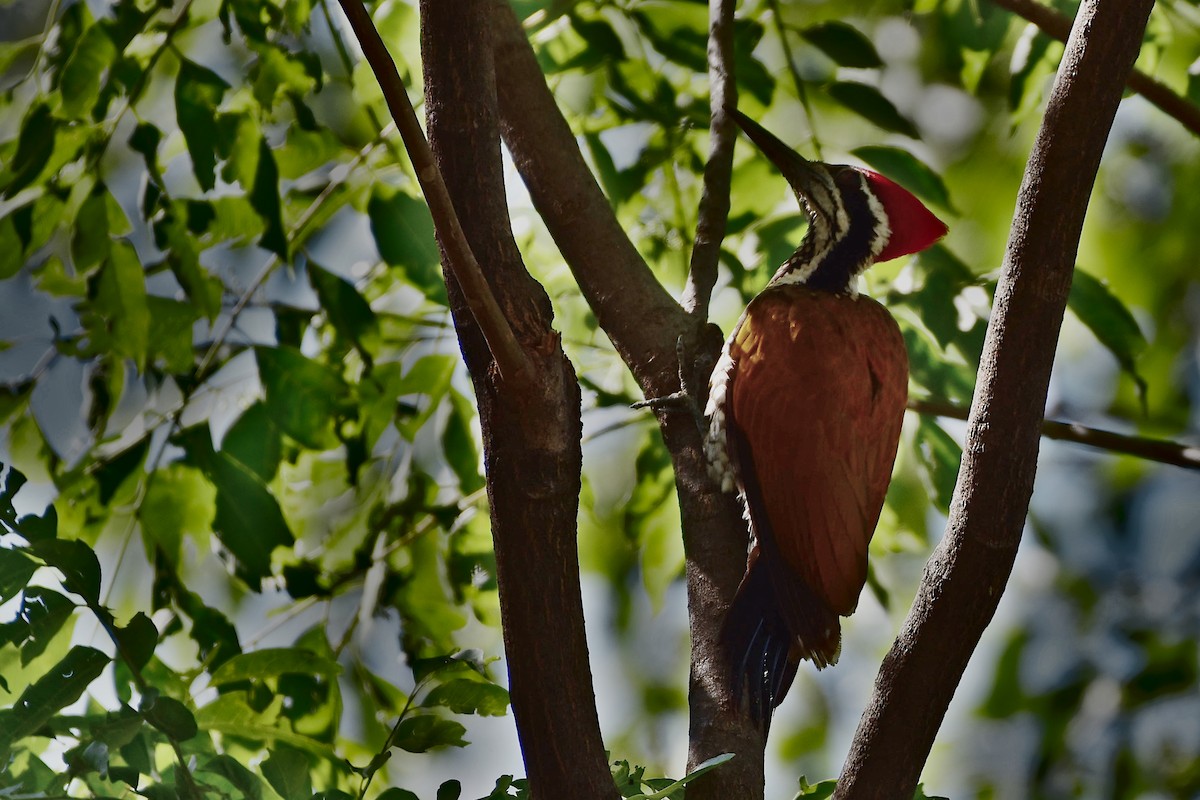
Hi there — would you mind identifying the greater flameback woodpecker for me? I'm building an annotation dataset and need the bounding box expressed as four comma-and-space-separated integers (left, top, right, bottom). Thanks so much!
705, 111, 947, 731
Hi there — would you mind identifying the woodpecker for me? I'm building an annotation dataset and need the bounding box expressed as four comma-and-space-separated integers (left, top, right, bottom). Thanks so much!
706, 111, 947, 730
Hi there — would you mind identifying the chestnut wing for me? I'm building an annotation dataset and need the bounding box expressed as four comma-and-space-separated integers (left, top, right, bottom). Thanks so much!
727, 287, 908, 615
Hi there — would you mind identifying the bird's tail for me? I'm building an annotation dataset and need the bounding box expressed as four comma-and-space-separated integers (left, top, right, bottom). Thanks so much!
720, 552, 841, 733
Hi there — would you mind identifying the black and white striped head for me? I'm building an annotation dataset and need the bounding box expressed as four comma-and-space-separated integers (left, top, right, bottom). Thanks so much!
733, 110, 947, 294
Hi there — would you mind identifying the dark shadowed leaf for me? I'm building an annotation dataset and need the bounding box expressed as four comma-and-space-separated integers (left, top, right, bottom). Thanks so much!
251, 136, 287, 258
800, 21, 883, 68
13, 587, 76, 665
1068, 268, 1148, 406
28, 538, 101, 605
255, 346, 354, 449
261, 745, 312, 800
0, 549, 38, 605
368, 186, 443, 301
177, 426, 293, 586
175, 59, 230, 191
392, 714, 468, 753
141, 692, 199, 740
3, 103, 57, 197
826, 82, 919, 138
437, 780, 462, 800
309, 263, 380, 360
376, 790, 420, 800
221, 402, 282, 481
115, 612, 158, 672
199, 754, 264, 800
851, 146, 955, 212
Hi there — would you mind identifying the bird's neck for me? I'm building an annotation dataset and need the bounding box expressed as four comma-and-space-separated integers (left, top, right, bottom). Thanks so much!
767, 176, 886, 295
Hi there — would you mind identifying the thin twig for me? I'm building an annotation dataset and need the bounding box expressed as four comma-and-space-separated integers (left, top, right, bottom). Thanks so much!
681, 0, 738, 320
335, 0, 532, 384
909, 397, 1200, 471
765, 0, 823, 160
990, 0, 1200, 137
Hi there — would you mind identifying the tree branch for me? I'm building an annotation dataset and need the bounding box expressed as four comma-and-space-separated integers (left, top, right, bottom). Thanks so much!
835, 1, 1156, 796
990, 0, 1200, 137
681, 0, 738, 320
490, 4, 766, 796
415, 2, 615, 797
336, 0, 531, 383
910, 397, 1200, 472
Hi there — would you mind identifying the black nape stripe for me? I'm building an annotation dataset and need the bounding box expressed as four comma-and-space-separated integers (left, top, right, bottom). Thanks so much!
804, 174, 878, 294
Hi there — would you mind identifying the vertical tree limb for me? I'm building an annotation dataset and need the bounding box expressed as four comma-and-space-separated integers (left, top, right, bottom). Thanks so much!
418, 2, 616, 797
336, 0, 530, 382
681, 0, 738, 319
490, 4, 766, 796
834, 1, 1155, 796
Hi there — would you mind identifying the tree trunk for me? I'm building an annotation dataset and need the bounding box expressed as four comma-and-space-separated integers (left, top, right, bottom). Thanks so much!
420, 3, 617, 797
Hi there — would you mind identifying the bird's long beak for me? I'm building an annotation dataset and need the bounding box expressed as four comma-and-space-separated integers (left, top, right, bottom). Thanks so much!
731, 110, 830, 202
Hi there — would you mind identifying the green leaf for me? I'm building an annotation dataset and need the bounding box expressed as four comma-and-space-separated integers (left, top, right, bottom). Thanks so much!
12, 587, 76, 665
800, 21, 882, 69
72, 186, 113, 273
250, 136, 287, 258
114, 612, 157, 672
209, 647, 341, 686
146, 296, 199, 374
141, 691, 199, 740
443, 390, 483, 494
0, 549, 38, 605
377, 790, 420, 800
91, 242, 151, 370
199, 754, 264, 800
177, 426, 294, 586
0, 646, 109, 759
0, 215, 23, 280
139, 463, 215, 566
221, 402, 282, 481
28, 538, 101, 605
851, 146, 955, 213
793, 775, 838, 798
1068, 268, 1148, 406
94, 438, 149, 506
437, 781, 462, 800
309, 263, 380, 361
255, 346, 354, 449
392, 714, 468, 753
626, 753, 735, 800
175, 59, 230, 192
826, 82, 919, 138
261, 745, 311, 800
422, 678, 509, 717
3, 103, 57, 197
368, 186, 443, 302
194, 692, 339, 756
60, 24, 117, 119
914, 418, 962, 513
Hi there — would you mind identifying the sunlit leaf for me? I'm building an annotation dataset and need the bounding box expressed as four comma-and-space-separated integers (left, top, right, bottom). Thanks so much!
60, 24, 117, 119
422, 678, 509, 717
209, 647, 341, 686
0, 646, 109, 759
261, 745, 312, 800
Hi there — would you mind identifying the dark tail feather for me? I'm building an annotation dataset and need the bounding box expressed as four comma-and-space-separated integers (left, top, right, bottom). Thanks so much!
721, 554, 840, 733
